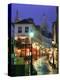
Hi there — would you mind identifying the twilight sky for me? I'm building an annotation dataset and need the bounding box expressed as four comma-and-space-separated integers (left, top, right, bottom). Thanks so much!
11, 4, 57, 32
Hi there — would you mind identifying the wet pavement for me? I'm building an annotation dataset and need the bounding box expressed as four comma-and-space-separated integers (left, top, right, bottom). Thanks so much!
33, 56, 58, 75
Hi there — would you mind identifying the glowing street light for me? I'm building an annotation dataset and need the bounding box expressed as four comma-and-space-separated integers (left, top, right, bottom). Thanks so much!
15, 36, 18, 40
29, 32, 34, 38
52, 41, 55, 45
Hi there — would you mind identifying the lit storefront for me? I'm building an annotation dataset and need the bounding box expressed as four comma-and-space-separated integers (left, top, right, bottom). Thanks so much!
14, 36, 41, 63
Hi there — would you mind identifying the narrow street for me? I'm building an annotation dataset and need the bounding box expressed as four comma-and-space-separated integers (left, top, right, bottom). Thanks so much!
33, 55, 57, 75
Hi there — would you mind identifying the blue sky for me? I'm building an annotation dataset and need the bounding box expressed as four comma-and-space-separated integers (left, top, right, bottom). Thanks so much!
11, 4, 57, 32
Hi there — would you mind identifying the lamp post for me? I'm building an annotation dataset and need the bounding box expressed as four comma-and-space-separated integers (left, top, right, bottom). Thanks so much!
29, 32, 34, 75
52, 40, 56, 65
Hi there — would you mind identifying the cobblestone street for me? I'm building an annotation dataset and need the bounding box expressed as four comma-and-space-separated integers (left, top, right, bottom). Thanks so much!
33, 56, 58, 75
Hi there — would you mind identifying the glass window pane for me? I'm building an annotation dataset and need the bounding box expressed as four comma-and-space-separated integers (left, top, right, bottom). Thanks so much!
25, 27, 29, 33
18, 27, 22, 33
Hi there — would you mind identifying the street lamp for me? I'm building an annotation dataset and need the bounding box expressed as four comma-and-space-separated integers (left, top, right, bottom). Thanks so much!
52, 41, 55, 45
28, 32, 34, 75
15, 36, 18, 40
29, 32, 34, 38
52, 40, 55, 65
